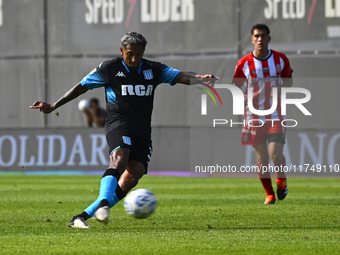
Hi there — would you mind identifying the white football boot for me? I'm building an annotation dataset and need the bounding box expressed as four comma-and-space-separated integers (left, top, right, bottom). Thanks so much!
94, 206, 110, 224
68, 217, 91, 229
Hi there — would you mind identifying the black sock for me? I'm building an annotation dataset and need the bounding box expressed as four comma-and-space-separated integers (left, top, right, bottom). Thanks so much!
74, 211, 90, 221
115, 185, 126, 200
98, 199, 109, 208
102, 168, 121, 179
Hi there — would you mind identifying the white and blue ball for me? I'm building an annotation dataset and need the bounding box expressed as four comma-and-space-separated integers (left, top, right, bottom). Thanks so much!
124, 189, 157, 219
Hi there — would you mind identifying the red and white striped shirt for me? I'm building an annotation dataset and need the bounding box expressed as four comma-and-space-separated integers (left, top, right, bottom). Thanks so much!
232, 49, 293, 122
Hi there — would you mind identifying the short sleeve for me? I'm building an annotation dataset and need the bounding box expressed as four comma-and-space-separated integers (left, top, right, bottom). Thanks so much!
80, 66, 108, 90
156, 64, 181, 86
232, 62, 247, 87
280, 54, 293, 78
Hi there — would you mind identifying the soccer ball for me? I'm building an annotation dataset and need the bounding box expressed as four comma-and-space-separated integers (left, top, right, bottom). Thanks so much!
124, 189, 157, 219
78, 99, 90, 111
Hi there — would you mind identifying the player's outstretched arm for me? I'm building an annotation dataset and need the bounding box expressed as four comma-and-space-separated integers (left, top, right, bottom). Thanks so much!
173, 72, 220, 86
30, 83, 89, 114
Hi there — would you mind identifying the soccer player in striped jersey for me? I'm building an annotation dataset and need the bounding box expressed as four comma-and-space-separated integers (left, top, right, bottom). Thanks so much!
232, 24, 292, 204
31, 32, 219, 228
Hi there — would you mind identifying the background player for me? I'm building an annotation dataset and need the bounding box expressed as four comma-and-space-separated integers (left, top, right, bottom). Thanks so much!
30, 32, 219, 228
82, 98, 106, 127
232, 24, 292, 204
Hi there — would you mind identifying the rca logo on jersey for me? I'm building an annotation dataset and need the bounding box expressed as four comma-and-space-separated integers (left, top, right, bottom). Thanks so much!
121, 85, 153, 96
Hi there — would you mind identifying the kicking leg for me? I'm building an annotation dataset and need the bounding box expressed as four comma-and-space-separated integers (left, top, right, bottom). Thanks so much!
69, 148, 129, 228
92, 148, 129, 223
94, 159, 146, 223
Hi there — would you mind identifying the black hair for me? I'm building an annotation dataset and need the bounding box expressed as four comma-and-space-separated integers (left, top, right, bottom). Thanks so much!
251, 24, 270, 35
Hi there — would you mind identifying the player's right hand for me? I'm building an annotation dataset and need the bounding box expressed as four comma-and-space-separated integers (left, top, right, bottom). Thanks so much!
200, 75, 221, 87
30, 101, 55, 114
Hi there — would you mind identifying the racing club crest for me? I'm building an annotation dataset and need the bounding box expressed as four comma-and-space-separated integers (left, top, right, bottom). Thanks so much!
143, 69, 153, 80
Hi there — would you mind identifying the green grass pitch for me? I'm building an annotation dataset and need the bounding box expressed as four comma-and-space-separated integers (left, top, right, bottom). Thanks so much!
0, 175, 340, 255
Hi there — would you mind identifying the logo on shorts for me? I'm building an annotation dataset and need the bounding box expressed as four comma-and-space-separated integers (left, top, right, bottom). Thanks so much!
122, 136, 131, 145
243, 134, 248, 142
143, 69, 154, 80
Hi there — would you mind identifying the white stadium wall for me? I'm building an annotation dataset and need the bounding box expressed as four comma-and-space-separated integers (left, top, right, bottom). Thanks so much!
0, 0, 339, 173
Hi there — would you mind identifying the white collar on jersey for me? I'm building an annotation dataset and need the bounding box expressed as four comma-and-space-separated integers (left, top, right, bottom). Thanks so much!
252, 49, 272, 60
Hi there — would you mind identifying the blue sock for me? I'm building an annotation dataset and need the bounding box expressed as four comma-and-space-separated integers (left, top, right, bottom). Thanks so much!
84, 175, 118, 217
110, 193, 120, 208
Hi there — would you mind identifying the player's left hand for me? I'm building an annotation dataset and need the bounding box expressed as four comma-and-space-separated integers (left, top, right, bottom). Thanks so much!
30, 101, 55, 114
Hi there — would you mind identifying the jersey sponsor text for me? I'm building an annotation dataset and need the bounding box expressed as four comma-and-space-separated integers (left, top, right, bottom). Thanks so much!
121, 85, 153, 96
